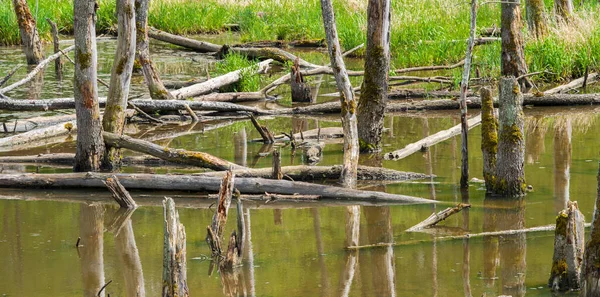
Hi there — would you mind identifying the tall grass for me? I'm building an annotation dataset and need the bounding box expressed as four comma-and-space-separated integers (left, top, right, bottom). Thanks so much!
214, 52, 261, 92
1, 0, 599, 82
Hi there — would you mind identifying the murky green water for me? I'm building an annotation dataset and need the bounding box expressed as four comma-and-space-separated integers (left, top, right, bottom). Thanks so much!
1, 37, 599, 296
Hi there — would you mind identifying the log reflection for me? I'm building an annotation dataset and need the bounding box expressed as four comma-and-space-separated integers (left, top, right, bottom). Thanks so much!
311, 208, 330, 297
525, 116, 547, 164
111, 208, 145, 297
362, 206, 396, 297
79, 203, 105, 297
461, 189, 472, 297
220, 208, 256, 297
234, 128, 247, 167
340, 205, 360, 297
553, 118, 571, 213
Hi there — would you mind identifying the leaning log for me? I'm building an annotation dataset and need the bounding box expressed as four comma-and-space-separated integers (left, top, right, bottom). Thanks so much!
206, 171, 234, 256
149, 27, 221, 52
102, 132, 244, 171
549, 201, 585, 291
162, 197, 189, 297
385, 114, 482, 160
0, 172, 436, 203
406, 203, 471, 232
170, 59, 272, 99
104, 176, 137, 209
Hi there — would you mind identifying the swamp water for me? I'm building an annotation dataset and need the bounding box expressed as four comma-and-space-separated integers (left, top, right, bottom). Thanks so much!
0, 37, 599, 297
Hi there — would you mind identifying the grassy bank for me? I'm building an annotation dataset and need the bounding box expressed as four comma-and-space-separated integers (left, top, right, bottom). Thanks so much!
0, 0, 599, 82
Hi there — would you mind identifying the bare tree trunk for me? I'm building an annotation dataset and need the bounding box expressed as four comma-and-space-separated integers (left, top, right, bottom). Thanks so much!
459, 0, 477, 188
135, 0, 173, 99
73, 0, 105, 172
45, 18, 63, 79
501, 0, 530, 89
319, 0, 359, 187
12, 0, 44, 65
549, 201, 585, 291
581, 162, 600, 296
162, 197, 189, 297
555, 0, 573, 23
357, 0, 391, 152
480, 87, 497, 192
101, 0, 136, 171
525, 0, 548, 38
494, 77, 526, 196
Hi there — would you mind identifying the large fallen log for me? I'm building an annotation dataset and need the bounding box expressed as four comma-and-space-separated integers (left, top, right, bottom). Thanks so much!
171, 59, 273, 99
102, 132, 244, 171
128, 99, 274, 115
229, 47, 321, 68
0, 172, 437, 203
0, 120, 76, 148
148, 27, 221, 52
1, 113, 76, 133
0, 45, 75, 95
385, 114, 482, 160
544, 73, 599, 95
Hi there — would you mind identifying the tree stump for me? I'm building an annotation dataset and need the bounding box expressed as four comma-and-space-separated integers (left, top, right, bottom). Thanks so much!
162, 197, 189, 297
549, 201, 585, 291
290, 58, 312, 102
480, 87, 497, 192
581, 162, 600, 296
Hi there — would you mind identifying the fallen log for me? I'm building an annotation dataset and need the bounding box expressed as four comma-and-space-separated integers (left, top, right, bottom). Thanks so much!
0, 120, 76, 148
102, 131, 244, 171
104, 176, 137, 209
392, 60, 465, 74
192, 92, 267, 102
162, 78, 206, 89
388, 89, 467, 99
171, 59, 272, 99
149, 27, 221, 52
1, 113, 76, 133
406, 203, 471, 232
544, 73, 599, 95
0, 45, 75, 95
129, 99, 274, 115
0, 172, 437, 203
389, 75, 453, 84
250, 127, 343, 142
229, 47, 321, 68
385, 114, 482, 160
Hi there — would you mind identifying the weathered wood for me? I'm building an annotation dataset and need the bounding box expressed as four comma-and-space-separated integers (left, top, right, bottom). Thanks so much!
554, 0, 573, 22
388, 75, 452, 84
192, 92, 267, 102
388, 89, 466, 99
544, 73, 599, 95
219, 197, 244, 270
549, 201, 585, 291
0, 65, 22, 87
0, 120, 76, 149
304, 142, 323, 165
183, 104, 199, 122
501, 0, 530, 88
162, 197, 189, 297
290, 58, 312, 102
102, 0, 137, 171
384, 114, 482, 160
525, 0, 548, 38
406, 203, 471, 232
102, 131, 244, 171
45, 18, 63, 78
229, 47, 321, 68
494, 77, 526, 196
249, 114, 275, 143
581, 162, 600, 297
171, 59, 272, 99
136, 1, 174, 99
253, 127, 343, 142
162, 78, 205, 90
0, 45, 74, 95
149, 27, 221, 52
320, 0, 359, 187
104, 175, 137, 209
480, 87, 497, 192
12, 0, 44, 64
0, 172, 436, 203
129, 99, 275, 115
207, 171, 235, 256
272, 150, 282, 179
73, 0, 105, 172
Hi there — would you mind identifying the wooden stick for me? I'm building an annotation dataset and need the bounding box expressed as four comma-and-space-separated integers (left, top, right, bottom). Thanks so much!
103, 175, 137, 209
0, 65, 23, 87
207, 171, 235, 256
183, 104, 199, 122
406, 203, 471, 232
249, 114, 274, 144
128, 102, 164, 124
162, 197, 189, 297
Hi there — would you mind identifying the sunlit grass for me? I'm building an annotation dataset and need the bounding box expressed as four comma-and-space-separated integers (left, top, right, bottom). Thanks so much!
214, 52, 261, 92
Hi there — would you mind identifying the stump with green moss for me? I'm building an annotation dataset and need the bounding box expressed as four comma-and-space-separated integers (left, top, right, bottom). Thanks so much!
581, 162, 600, 296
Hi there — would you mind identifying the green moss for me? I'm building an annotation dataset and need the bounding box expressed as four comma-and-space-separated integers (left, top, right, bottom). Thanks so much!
77, 49, 92, 69
359, 138, 376, 152
555, 211, 569, 236
115, 57, 127, 75
551, 258, 568, 276
500, 122, 524, 144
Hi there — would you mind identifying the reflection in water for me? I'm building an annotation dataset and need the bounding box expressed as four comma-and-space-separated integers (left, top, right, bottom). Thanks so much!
27, 67, 44, 100
340, 206, 360, 297
362, 206, 396, 297
461, 189, 472, 297
311, 208, 330, 297
554, 118, 572, 213
483, 197, 527, 297
79, 203, 105, 297
233, 128, 247, 167
525, 116, 548, 164
112, 209, 145, 297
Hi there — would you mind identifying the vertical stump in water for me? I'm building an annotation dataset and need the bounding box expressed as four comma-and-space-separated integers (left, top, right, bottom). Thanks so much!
494, 77, 526, 196
480, 87, 497, 193
549, 201, 585, 291
272, 149, 282, 180
581, 163, 600, 296
290, 58, 312, 102
46, 18, 63, 79
206, 171, 235, 256
162, 197, 189, 297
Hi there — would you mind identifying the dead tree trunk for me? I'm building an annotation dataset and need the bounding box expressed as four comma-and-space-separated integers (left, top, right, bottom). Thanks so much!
459, 0, 477, 188
581, 162, 600, 296
104, 175, 137, 209
45, 18, 63, 78
357, 0, 391, 152
480, 87, 498, 192
135, 0, 173, 99
501, 0, 530, 89
73, 0, 105, 172
162, 197, 189, 297
549, 201, 585, 291
494, 77, 526, 196
79, 203, 106, 297
320, 0, 359, 188
290, 58, 312, 102
12, 0, 44, 65
206, 171, 235, 256
554, 0, 573, 23
525, 0, 548, 38
272, 150, 282, 180
102, 0, 137, 171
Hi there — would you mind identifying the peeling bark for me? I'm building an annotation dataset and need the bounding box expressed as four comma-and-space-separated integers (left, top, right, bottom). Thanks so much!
480, 87, 497, 192
525, 0, 548, 38
12, 0, 44, 64
501, 0, 530, 88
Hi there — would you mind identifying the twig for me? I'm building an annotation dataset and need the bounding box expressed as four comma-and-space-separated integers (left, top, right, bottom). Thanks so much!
128, 102, 164, 124
97, 78, 110, 88
0, 65, 23, 87
97, 280, 112, 297
516, 70, 554, 80
75, 237, 81, 248
184, 104, 199, 122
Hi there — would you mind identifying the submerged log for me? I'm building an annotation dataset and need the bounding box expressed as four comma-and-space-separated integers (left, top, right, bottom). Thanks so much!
162, 197, 189, 297
385, 114, 482, 160
149, 27, 221, 52
0, 120, 75, 148
406, 203, 471, 232
0, 172, 436, 203
549, 201, 585, 291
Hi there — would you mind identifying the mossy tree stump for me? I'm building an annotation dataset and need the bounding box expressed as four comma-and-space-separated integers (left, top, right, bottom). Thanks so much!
480, 87, 497, 192
581, 162, 600, 296
549, 201, 585, 291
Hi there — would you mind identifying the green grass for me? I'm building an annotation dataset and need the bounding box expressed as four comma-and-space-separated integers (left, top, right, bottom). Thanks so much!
214, 52, 261, 92
1, 0, 599, 82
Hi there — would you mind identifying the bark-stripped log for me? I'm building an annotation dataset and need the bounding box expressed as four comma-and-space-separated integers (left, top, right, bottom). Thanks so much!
162, 197, 189, 297
149, 27, 221, 52
549, 201, 585, 291
102, 0, 137, 170
406, 203, 471, 232
136, 1, 173, 99
170, 59, 272, 99
320, 0, 359, 187
104, 175, 137, 209
73, 0, 105, 172
12, 0, 44, 64
0, 172, 437, 203
206, 171, 234, 256
0, 120, 76, 148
